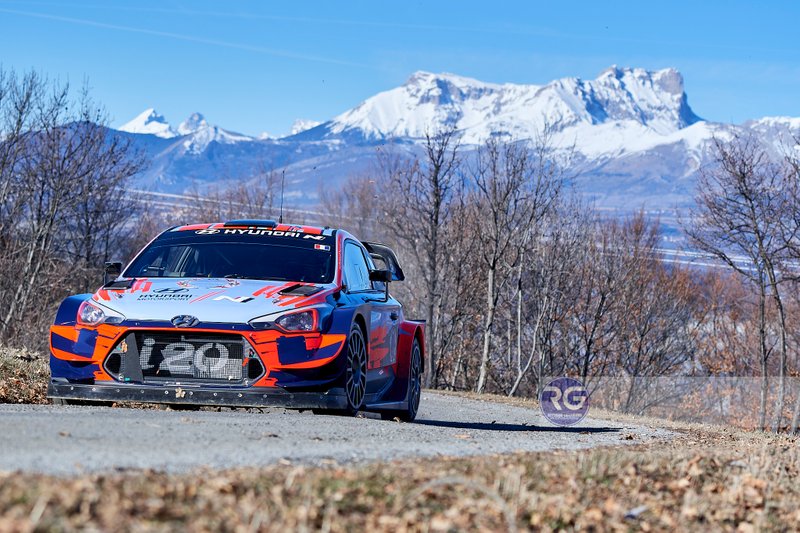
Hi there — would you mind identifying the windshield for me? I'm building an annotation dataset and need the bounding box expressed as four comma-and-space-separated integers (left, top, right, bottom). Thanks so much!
125, 229, 336, 284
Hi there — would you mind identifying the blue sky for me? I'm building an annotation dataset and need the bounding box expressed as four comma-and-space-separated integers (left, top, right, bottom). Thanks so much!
0, 0, 797, 136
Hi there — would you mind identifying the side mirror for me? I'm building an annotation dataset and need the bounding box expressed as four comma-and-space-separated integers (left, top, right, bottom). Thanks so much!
104, 262, 122, 285
369, 269, 392, 302
369, 269, 392, 283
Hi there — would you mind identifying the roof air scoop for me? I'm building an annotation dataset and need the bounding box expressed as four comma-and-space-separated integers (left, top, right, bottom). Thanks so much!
223, 219, 278, 228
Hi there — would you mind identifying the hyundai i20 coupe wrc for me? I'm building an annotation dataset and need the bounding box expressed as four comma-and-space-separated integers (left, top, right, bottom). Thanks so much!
48, 220, 425, 421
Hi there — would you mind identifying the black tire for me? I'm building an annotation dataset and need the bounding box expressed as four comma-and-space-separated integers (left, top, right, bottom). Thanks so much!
51, 398, 73, 406
381, 337, 422, 422
313, 322, 367, 417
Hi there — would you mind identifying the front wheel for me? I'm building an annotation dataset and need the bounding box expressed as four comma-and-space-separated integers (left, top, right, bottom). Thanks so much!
381, 337, 422, 422
313, 322, 367, 417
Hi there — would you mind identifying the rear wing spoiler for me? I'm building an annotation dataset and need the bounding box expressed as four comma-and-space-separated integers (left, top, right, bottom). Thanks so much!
361, 241, 405, 281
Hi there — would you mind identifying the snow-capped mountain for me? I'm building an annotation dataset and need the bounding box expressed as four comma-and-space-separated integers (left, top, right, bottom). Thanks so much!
302, 66, 699, 145
121, 110, 255, 155
114, 67, 800, 211
119, 108, 177, 138
177, 112, 208, 135
175, 113, 253, 154
290, 119, 322, 135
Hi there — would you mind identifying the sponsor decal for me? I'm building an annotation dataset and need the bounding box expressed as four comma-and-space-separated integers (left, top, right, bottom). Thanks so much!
140, 338, 235, 376
193, 228, 329, 240
314, 244, 331, 251
178, 279, 239, 289
224, 229, 302, 237
212, 295, 254, 303
138, 288, 192, 301
540, 377, 589, 426
130, 279, 152, 293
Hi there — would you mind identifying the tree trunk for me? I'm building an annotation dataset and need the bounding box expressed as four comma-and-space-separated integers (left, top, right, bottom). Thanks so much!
476, 267, 496, 393
758, 284, 768, 431
790, 381, 800, 434
424, 295, 435, 388
509, 276, 524, 396
767, 274, 787, 433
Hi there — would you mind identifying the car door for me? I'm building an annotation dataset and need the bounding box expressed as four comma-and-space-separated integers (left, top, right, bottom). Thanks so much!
342, 240, 400, 370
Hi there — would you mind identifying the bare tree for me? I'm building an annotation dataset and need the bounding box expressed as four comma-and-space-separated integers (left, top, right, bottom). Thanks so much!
0, 72, 143, 348
471, 135, 563, 393
778, 138, 800, 433
318, 173, 380, 240
565, 216, 625, 388
0, 69, 39, 237
613, 214, 697, 413
60, 92, 146, 291
507, 197, 588, 396
685, 135, 791, 431
185, 161, 283, 223
378, 128, 462, 387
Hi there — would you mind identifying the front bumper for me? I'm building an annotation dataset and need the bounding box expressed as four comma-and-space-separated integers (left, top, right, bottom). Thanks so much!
48, 381, 348, 409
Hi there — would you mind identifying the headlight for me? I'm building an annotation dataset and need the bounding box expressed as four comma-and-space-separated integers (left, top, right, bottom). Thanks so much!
77, 300, 125, 326
249, 307, 323, 332
276, 310, 315, 331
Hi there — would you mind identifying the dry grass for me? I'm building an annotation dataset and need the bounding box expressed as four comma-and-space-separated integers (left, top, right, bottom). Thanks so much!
0, 409, 799, 530
0, 345, 49, 404
3, 358, 800, 530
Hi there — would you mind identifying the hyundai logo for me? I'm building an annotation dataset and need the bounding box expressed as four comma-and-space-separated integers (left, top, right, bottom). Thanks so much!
155, 288, 189, 294
171, 315, 199, 328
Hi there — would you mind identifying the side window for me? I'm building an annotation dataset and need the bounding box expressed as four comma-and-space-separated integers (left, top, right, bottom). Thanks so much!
343, 242, 372, 292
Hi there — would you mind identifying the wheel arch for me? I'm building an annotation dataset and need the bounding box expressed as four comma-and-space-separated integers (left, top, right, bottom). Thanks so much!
352, 312, 368, 338
413, 325, 425, 372
398, 320, 425, 376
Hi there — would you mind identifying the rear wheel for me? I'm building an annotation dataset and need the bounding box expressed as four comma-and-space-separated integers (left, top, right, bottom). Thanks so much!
313, 322, 367, 417
381, 337, 422, 422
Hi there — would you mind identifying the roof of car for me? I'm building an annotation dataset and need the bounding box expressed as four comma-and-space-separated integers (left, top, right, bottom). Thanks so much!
171, 222, 336, 237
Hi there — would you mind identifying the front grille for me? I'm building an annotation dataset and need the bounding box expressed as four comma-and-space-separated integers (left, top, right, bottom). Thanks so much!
105, 331, 265, 384
137, 332, 245, 381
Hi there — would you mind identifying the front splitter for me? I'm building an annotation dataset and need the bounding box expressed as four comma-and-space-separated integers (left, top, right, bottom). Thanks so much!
48, 381, 348, 409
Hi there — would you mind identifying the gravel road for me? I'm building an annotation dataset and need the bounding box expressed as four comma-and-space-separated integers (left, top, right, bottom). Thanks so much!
0, 392, 671, 475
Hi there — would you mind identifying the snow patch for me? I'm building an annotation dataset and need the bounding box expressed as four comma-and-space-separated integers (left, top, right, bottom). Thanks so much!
119, 108, 177, 138
290, 119, 322, 135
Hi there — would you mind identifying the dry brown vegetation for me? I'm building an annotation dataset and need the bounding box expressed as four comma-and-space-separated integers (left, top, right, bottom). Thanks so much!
0, 345, 48, 404
318, 130, 800, 432
0, 417, 798, 531
0, 69, 144, 351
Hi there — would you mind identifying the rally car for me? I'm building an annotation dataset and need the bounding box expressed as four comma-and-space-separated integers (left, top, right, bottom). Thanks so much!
48, 220, 424, 421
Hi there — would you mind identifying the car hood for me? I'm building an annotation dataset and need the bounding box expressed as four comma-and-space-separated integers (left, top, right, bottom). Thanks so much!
92, 278, 335, 324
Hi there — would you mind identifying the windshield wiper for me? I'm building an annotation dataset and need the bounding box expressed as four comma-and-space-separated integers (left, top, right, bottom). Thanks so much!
224, 274, 292, 282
